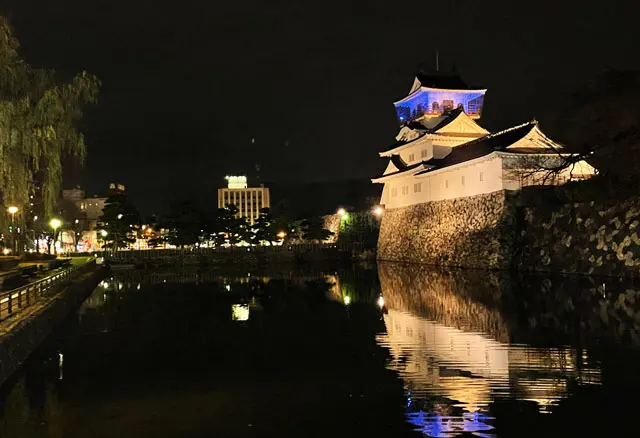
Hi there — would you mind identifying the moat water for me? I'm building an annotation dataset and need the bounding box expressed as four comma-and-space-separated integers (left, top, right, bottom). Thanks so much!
1, 263, 640, 437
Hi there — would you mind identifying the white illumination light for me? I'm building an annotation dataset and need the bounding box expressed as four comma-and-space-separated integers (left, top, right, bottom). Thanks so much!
225, 175, 248, 189
377, 296, 385, 308
337, 208, 347, 217
373, 206, 384, 217
344, 295, 351, 305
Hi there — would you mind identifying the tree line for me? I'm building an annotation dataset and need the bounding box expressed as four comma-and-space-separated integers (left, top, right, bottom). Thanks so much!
97, 194, 335, 249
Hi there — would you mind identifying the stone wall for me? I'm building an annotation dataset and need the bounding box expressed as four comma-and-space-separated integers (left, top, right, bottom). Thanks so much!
517, 197, 640, 277
378, 187, 640, 276
377, 191, 516, 269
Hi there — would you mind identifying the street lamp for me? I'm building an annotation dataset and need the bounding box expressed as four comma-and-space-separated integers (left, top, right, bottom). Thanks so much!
50, 218, 62, 255
337, 208, 346, 217
373, 206, 384, 217
7, 206, 18, 254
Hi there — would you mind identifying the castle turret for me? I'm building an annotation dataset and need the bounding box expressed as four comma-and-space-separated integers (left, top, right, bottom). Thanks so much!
394, 70, 487, 124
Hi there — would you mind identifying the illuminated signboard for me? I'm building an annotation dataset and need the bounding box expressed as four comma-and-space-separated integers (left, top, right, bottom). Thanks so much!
225, 175, 248, 189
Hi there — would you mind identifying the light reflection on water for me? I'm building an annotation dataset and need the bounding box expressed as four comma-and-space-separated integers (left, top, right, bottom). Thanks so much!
375, 262, 610, 437
2, 264, 640, 438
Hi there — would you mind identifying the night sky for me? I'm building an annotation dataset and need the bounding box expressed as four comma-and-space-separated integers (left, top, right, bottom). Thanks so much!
1, 0, 639, 213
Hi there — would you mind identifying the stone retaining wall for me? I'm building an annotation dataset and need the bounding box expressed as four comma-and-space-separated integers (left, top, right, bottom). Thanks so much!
377, 188, 640, 276
377, 191, 516, 269
0, 266, 105, 387
517, 197, 640, 277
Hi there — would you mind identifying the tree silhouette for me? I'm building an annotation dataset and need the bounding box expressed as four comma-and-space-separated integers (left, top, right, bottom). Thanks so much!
301, 216, 333, 243
98, 194, 140, 249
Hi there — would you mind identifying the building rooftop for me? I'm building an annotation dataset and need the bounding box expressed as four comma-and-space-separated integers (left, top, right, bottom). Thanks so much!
415, 121, 560, 175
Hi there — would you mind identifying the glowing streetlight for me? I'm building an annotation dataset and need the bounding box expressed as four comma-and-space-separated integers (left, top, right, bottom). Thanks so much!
50, 218, 62, 230
50, 218, 62, 255
117, 214, 123, 220
377, 296, 385, 308
100, 230, 108, 237
337, 208, 347, 217
277, 231, 286, 239
373, 206, 384, 217
7, 206, 18, 254
344, 295, 351, 305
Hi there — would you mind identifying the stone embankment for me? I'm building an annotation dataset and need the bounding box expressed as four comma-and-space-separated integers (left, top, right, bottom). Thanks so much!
377, 190, 640, 277
377, 191, 516, 269
0, 264, 105, 386
517, 198, 640, 277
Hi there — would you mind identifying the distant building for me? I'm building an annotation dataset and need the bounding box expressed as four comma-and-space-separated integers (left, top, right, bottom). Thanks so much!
62, 186, 85, 203
108, 182, 126, 196
218, 176, 270, 225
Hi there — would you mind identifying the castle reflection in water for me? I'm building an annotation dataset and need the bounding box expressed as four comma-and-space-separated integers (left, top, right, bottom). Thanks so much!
375, 262, 603, 437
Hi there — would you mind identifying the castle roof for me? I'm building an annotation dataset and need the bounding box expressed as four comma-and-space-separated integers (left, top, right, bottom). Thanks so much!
407, 70, 486, 95
415, 121, 562, 175
382, 108, 488, 155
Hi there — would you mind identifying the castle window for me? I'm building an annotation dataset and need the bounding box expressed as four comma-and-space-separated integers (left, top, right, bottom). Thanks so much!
391, 188, 398, 197
461, 176, 465, 186
442, 100, 454, 111
421, 149, 428, 158
414, 183, 422, 193
401, 186, 409, 196
445, 180, 449, 189
408, 153, 415, 162
479, 171, 484, 182
432, 102, 440, 112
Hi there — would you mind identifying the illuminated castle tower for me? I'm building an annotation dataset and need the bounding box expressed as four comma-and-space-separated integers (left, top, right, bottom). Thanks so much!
394, 68, 487, 124
372, 66, 596, 210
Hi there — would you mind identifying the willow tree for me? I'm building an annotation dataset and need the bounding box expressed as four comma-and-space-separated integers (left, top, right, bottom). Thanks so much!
0, 17, 99, 237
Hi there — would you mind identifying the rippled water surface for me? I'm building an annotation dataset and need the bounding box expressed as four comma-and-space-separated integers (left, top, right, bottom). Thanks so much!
1, 263, 640, 437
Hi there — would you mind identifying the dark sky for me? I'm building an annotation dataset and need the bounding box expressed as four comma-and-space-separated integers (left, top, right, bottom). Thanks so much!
1, 0, 639, 213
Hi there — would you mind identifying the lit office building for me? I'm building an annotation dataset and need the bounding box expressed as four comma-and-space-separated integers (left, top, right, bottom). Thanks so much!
217, 176, 270, 225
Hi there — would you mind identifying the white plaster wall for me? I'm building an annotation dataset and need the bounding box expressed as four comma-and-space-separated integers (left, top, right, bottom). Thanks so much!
398, 137, 433, 164
500, 156, 597, 190
382, 155, 505, 209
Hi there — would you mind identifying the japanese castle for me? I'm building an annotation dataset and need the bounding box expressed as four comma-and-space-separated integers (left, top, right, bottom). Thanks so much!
372, 69, 595, 209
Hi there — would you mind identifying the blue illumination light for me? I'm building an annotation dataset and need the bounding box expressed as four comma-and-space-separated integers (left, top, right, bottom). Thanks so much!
395, 88, 486, 124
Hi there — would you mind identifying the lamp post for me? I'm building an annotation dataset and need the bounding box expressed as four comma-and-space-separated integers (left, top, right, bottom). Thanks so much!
50, 218, 62, 255
7, 206, 18, 255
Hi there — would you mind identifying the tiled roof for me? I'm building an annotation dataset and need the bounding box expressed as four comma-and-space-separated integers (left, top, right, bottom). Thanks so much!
416, 70, 484, 90
415, 122, 538, 174
383, 108, 467, 152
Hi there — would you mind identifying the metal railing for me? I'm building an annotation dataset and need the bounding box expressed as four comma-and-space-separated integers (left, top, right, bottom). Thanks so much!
0, 260, 96, 323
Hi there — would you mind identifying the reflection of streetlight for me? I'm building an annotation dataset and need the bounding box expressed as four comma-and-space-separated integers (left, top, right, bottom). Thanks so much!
7, 206, 18, 254
50, 218, 62, 255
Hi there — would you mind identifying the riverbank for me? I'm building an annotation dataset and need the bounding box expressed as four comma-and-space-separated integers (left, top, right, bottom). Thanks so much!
0, 262, 105, 386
